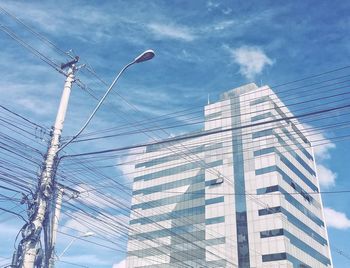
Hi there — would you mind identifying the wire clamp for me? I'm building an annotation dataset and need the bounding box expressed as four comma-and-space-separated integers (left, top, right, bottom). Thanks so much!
61, 56, 79, 70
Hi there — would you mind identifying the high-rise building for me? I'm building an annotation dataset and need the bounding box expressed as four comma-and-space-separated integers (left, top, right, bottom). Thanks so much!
126, 83, 333, 268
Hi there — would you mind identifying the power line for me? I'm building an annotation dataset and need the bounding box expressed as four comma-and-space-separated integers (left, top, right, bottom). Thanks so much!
0, 105, 49, 131
79, 188, 350, 196
72, 77, 350, 141
0, 7, 346, 264
0, 6, 73, 60
0, 21, 213, 264
64, 102, 350, 157
56, 260, 89, 268
74, 66, 350, 139
332, 246, 350, 262
0, 207, 26, 222
0, 24, 66, 76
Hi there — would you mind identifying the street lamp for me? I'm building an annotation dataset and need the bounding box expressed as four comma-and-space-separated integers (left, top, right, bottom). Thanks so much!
58, 49, 155, 152
134, 49, 155, 63
17, 50, 155, 268
48, 50, 155, 267
58, 231, 94, 259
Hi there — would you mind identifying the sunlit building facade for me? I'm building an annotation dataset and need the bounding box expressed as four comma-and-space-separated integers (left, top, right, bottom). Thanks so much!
126, 83, 332, 268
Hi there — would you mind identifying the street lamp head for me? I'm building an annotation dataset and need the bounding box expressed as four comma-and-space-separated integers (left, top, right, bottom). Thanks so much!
58, 49, 156, 153
134, 49, 155, 63
81, 231, 94, 237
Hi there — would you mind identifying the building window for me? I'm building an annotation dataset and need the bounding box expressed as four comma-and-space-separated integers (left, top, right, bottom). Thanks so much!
262, 253, 287, 262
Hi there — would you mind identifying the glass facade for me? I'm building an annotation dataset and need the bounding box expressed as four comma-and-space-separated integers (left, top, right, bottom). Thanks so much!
231, 93, 250, 268
126, 83, 332, 268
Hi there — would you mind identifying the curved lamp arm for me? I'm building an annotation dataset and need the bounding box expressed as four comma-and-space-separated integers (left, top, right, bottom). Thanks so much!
58, 50, 155, 153
58, 232, 94, 259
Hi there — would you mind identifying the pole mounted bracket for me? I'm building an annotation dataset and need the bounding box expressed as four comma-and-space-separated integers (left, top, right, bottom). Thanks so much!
61, 56, 79, 70
57, 182, 80, 199
41, 183, 52, 199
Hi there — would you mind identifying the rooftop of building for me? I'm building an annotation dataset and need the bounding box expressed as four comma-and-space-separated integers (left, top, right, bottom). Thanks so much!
220, 83, 259, 100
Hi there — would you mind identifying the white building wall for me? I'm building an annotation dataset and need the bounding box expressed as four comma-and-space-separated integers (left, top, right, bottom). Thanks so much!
126, 83, 332, 268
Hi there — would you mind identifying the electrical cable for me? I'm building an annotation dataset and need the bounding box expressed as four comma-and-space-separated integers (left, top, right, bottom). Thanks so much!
0, 9, 348, 264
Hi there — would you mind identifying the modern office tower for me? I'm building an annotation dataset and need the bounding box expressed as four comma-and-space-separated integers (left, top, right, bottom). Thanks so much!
126, 83, 333, 268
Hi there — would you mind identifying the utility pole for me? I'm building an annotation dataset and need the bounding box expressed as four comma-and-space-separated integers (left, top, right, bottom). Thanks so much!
12, 50, 154, 268
15, 57, 78, 268
47, 185, 63, 268
47, 183, 79, 268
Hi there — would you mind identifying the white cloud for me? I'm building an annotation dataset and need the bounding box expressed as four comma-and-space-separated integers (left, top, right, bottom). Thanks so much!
303, 124, 336, 161
118, 154, 136, 182
316, 164, 337, 188
213, 20, 235, 31
179, 49, 203, 63
17, 96, 54, 116
62, 210, 129, 240
2, 1, 115, 41
0, 222, 22, 236
222, 8, 232, 15
147, 23, 196, 41
324, 207, 350, 229
63, 212, 89, 234
206, 0, 231, 14
312, 138, 336, 161
117, 148, 145, 182
74, 184, 115, 209
226, 45, 273, 80
206, 0, 220, 11
113, 259, 126, 268
302, 124, 337, 188
61, 254, 111, 266
0, 51, 59, 119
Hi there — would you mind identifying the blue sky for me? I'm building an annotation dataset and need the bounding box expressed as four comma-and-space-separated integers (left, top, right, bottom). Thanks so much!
0, 0, 350, 267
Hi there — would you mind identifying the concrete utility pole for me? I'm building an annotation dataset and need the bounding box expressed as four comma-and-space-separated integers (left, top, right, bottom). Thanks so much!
47, 185, 63, 268
45, 183, 79, 268
12, 50, 154, 268
17, 58, 77, 268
